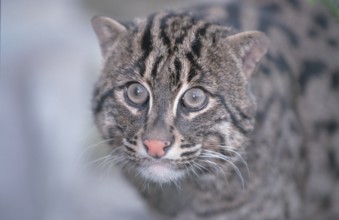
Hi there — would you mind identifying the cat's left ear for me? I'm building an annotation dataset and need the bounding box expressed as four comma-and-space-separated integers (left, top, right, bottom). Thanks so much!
227, 31, 270, 79
91, 16, 127, 57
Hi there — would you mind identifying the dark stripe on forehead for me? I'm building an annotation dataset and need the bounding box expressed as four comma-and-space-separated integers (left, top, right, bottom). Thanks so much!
94, 89, 114, 114
175, 16, 195, 45
186, 52, 201, 82
142, 14, 155, 54
174, 57, 182, 75
191, 23, 210, 58
151, 55, 163, 79
191, 39, 201, 58
159, 13, 176, 48
170, 57, 182, 87
186, 52, 195, 65
138, 14, 156, 76
188, 68, 197, 82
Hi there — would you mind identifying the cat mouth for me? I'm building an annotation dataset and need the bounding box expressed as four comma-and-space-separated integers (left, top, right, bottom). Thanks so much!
138, 160, 185, 183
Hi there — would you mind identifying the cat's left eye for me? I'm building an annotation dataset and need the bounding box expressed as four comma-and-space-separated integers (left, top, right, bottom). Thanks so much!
181, 88, 208, 111
125, 83, 149, 106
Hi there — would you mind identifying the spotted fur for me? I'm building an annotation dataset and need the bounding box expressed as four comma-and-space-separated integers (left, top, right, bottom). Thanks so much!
91, 0, 339, 219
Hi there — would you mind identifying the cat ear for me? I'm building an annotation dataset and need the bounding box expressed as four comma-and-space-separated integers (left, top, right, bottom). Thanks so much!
227, 31, 270, 79
91, 16, 127, 57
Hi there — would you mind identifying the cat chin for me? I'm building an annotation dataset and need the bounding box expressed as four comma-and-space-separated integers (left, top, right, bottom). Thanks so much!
138, 162, 185, 184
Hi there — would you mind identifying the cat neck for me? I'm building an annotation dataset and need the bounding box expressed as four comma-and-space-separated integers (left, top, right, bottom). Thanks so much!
126, 165, 258, 217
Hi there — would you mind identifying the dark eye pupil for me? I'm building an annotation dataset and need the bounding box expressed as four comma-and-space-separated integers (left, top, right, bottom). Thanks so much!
191, 91, 202, 102
134, 86, 142, 96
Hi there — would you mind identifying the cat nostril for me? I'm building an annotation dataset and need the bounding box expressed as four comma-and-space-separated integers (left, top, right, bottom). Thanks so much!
143, 139, 172, 158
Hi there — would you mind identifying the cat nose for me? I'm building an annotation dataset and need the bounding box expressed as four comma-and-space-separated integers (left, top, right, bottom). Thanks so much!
143, 139, 171, 158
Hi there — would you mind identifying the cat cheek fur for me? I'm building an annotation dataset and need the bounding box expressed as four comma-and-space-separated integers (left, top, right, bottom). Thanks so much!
91, 1, 339, 219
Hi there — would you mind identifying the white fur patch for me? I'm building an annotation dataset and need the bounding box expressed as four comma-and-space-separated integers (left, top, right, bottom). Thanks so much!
173, 83, 189, 117
138, 161, 185, 183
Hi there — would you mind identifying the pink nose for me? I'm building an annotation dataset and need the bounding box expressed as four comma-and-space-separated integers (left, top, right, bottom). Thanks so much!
143, 139, 171, 158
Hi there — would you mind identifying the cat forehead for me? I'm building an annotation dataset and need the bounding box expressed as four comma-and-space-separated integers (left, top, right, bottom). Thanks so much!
131, 51, 223, 94
99, 11, 259, 94
123, 13, 236, 88
130, 12, 233, 50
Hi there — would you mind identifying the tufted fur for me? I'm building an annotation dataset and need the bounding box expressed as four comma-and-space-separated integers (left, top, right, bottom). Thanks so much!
91, 0, 339, 219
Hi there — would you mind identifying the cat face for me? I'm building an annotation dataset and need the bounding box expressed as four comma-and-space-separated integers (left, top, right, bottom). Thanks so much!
91, 13, 269, 183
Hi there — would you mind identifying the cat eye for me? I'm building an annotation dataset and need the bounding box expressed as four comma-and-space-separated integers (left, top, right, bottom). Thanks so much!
181, 88, 208, 111
125, 83, 149, 106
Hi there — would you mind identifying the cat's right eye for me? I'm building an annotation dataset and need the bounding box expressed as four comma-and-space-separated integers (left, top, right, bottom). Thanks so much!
181, 87, 208, 111
125, 83, 149, 107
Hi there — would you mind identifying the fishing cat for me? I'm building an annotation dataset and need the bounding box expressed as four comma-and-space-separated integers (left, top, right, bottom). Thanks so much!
91, 0, 339, 219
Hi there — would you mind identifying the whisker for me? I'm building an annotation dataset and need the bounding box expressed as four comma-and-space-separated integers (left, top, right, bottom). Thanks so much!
78, 138, 114, 162
84, 146, 121, 168
200, 150, 231, 161
224, 158, 244, 189
102, 160, 116, 181
85, 154, 112, 167
192, 161, 206, 173
190, 162, 204, 177
219, 145, 250, 178
198, 159, 225, 175
97, 155, 113, 170
172, 178, 182, 191
200, 149, 245, 189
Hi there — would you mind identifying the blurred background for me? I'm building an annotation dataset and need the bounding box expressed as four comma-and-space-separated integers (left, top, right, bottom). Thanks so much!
1, 0, 228, 220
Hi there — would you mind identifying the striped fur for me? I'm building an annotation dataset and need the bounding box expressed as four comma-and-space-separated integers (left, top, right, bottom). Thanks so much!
92, 10, 261, 182
92, 0, 339, 219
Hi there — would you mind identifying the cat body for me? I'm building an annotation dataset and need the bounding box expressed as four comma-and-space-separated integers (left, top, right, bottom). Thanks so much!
91, 0, 339, 219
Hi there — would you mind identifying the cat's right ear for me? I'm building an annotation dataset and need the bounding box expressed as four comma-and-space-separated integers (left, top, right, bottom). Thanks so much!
226, 31, 269, 79
91, 16, 127, 57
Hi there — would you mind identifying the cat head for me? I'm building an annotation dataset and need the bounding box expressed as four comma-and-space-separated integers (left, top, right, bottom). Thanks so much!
91, 12, 269, 184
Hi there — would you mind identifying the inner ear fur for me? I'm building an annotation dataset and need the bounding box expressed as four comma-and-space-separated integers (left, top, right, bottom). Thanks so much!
91, 16, 127, 57
227, 31, 270, 79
